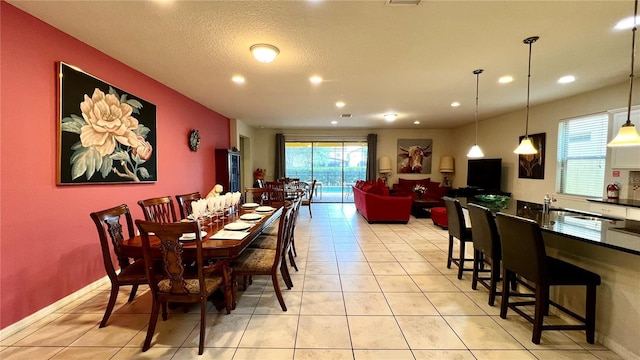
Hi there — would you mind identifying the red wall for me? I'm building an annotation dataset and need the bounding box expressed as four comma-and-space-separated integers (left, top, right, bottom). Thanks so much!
0, 2, 230, 328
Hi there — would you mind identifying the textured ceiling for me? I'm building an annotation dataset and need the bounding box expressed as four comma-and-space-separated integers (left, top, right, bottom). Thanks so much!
8, 0, 634, 129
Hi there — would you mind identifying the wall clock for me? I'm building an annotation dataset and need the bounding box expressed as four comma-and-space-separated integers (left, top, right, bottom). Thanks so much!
189, 130, 200, 152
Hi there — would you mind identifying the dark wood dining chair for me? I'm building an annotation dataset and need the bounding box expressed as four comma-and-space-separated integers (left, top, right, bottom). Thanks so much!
467, 203, 508, 306
137, 196, 177, 223
301, 179, 317, 218
244, 187, 268, 205
443, 197, 474, 279
136, 220, 224, 355
265, 181, 286, 208
175, 192, 202, 220
495, 212, 601, 344
231, 203, 294, 311
90, 204, 149, 328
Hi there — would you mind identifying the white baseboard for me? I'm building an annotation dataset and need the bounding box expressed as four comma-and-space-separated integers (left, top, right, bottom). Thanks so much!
0, 276, 109, 340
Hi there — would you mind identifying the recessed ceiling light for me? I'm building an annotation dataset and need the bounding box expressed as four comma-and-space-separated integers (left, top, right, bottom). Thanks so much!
384, 113, 397, 122
232, 76, 245, 83
450, 102, 460, 107
615, 16, 640, 30
310, 76, 323, 84
498, 76, 513, 84
336, 101, 345, 108
331, 120, 338, 125
250, 43, 279, 63
558, 75, 575, 84
414, 121, 420, 125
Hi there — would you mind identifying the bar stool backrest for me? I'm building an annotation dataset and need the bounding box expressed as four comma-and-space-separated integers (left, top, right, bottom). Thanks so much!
467, 203, 500, 259
443, 197, 469, 241
495, 212, 547, 283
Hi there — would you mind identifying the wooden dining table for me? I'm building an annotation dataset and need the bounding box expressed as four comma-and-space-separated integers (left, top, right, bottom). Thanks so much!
120, 205, 284, 312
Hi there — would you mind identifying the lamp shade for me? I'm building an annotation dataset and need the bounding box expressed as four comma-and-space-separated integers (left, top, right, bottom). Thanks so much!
439, 156, 454, 173
378, 156, 392, 173
467, 145, 485, 158
608, 122, 640, 146
514, 137, 538, 154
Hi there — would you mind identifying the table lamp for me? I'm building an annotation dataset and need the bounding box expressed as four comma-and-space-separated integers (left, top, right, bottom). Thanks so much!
439, 155, 454, 187
378, 156, 392, 185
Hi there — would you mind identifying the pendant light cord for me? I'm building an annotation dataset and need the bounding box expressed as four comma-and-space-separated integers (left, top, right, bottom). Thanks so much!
473, 69, 483, 145
626, 0, 638, 126
524, 38, 536, 138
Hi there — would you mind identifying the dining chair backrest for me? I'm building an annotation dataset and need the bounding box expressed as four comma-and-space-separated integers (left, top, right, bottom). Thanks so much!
495, 212, 547, 283
467, 203, 501, 259
136, 220, 207, 296
138, 196, 177, 224
443, 197, 470, 241
244, 187, 269, 205
175, 192, 202, 220
90, 204, 136, 281
266, 181, 286, 206
277, 202, 296, 263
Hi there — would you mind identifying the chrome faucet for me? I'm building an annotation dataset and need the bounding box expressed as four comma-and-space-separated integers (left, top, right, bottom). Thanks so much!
542, 193, 557, 225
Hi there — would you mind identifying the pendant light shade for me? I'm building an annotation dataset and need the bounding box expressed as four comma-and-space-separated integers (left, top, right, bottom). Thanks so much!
467, 69, 485, 158
608, 0, 640, 147
514, 36, 540, 155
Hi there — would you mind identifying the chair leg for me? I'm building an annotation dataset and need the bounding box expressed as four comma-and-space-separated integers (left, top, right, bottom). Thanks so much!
532, 284, 547, 344
143, 300, 160, 352
457, 240, 466, 279
308, 205, 312, 218
100, 285, 119, 328
128, 284, 139, 302
488, 260, 499, 306
291, 236, 298, 257
199, 300, 206, 355
161, 302, 168, 321
271, 273, 287, 311
446, 235, 454, 269
586, 284, 597, 344
280, 260, 293, 289
471, 250, 480, 290
500, 268, 511, 319
288, 248, 298, 271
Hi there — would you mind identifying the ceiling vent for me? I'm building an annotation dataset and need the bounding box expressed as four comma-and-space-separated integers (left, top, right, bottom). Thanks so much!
387, 0, 421, 6
340, 114, 352, 118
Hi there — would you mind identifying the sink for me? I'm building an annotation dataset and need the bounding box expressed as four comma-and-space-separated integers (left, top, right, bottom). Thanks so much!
548, 208, 617, 221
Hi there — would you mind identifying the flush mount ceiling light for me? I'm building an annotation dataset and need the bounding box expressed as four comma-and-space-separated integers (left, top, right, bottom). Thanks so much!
250, 43, 279, 63
450, 102, 461, 107
335, 101, 345, 108
414, 120, 420, 125
231, 75, 245, 83
609, 0, 640, 147
331, 120, 338, 125
557, 75, 575, 84
498, 75, 513, 84
514, 36, 540, 155
468, 69, 485, 159
384, 113, 397, 122
310, 76, 323, 84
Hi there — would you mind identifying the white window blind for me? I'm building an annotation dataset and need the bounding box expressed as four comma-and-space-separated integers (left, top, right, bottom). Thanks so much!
557, 113, 608, 197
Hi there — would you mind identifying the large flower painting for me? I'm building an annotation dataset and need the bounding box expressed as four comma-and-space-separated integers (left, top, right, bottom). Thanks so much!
58, 63, 157, 184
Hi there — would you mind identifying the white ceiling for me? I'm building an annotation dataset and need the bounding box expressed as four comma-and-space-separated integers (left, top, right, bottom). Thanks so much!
8, 0, 634, 129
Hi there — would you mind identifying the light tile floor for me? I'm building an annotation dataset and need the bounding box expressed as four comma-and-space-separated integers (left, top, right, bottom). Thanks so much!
0, 204, 626, 360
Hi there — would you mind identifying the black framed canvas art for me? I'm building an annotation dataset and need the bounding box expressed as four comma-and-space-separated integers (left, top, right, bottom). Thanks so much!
518, 132, 545, 179
57, 62, 157, 184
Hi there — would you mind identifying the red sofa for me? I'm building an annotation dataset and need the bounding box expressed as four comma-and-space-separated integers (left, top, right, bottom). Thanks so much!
392, 178, 450, 207
352, 180, 412, 223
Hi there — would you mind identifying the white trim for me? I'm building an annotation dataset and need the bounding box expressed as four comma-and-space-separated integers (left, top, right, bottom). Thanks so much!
0, 276, 109, 339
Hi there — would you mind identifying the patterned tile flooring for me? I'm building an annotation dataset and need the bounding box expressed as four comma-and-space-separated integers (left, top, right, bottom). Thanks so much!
0, 204, 625, 359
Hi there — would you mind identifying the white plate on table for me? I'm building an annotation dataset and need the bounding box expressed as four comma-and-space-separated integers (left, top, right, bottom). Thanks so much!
242, 202, 260, 208
179, 231, 208, 241
240, 213, 263, 221
255, 206, 275, 212
224, 222, 251, 231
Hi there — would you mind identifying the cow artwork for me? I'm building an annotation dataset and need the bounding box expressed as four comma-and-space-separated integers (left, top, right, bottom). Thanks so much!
397, 139, 433, 174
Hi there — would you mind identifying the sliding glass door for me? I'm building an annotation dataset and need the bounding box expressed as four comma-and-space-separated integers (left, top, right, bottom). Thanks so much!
285, 141, 367, 203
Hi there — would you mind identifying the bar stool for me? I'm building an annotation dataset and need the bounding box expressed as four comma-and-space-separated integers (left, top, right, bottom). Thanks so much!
467, 203, 504, 306
443, 197, 474, 279
495, 213, 601, 344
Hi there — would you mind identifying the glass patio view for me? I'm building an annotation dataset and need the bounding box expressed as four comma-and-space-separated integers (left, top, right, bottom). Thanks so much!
285, 141, 367, 203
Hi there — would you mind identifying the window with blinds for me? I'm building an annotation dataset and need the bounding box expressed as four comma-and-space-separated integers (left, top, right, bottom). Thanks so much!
557, 113, 608, 197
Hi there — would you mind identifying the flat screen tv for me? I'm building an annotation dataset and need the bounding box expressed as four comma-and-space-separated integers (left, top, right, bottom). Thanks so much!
467, 158, 502, 191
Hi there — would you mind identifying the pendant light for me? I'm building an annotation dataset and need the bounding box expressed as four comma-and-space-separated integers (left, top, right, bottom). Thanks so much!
514, 36, 540, 155
467, 69, 485, 158
608, 0, 640, 147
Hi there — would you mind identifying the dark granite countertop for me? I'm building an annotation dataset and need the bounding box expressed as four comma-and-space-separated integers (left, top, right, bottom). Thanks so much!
586, 198, 640, 208
456, 197, 640, 256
